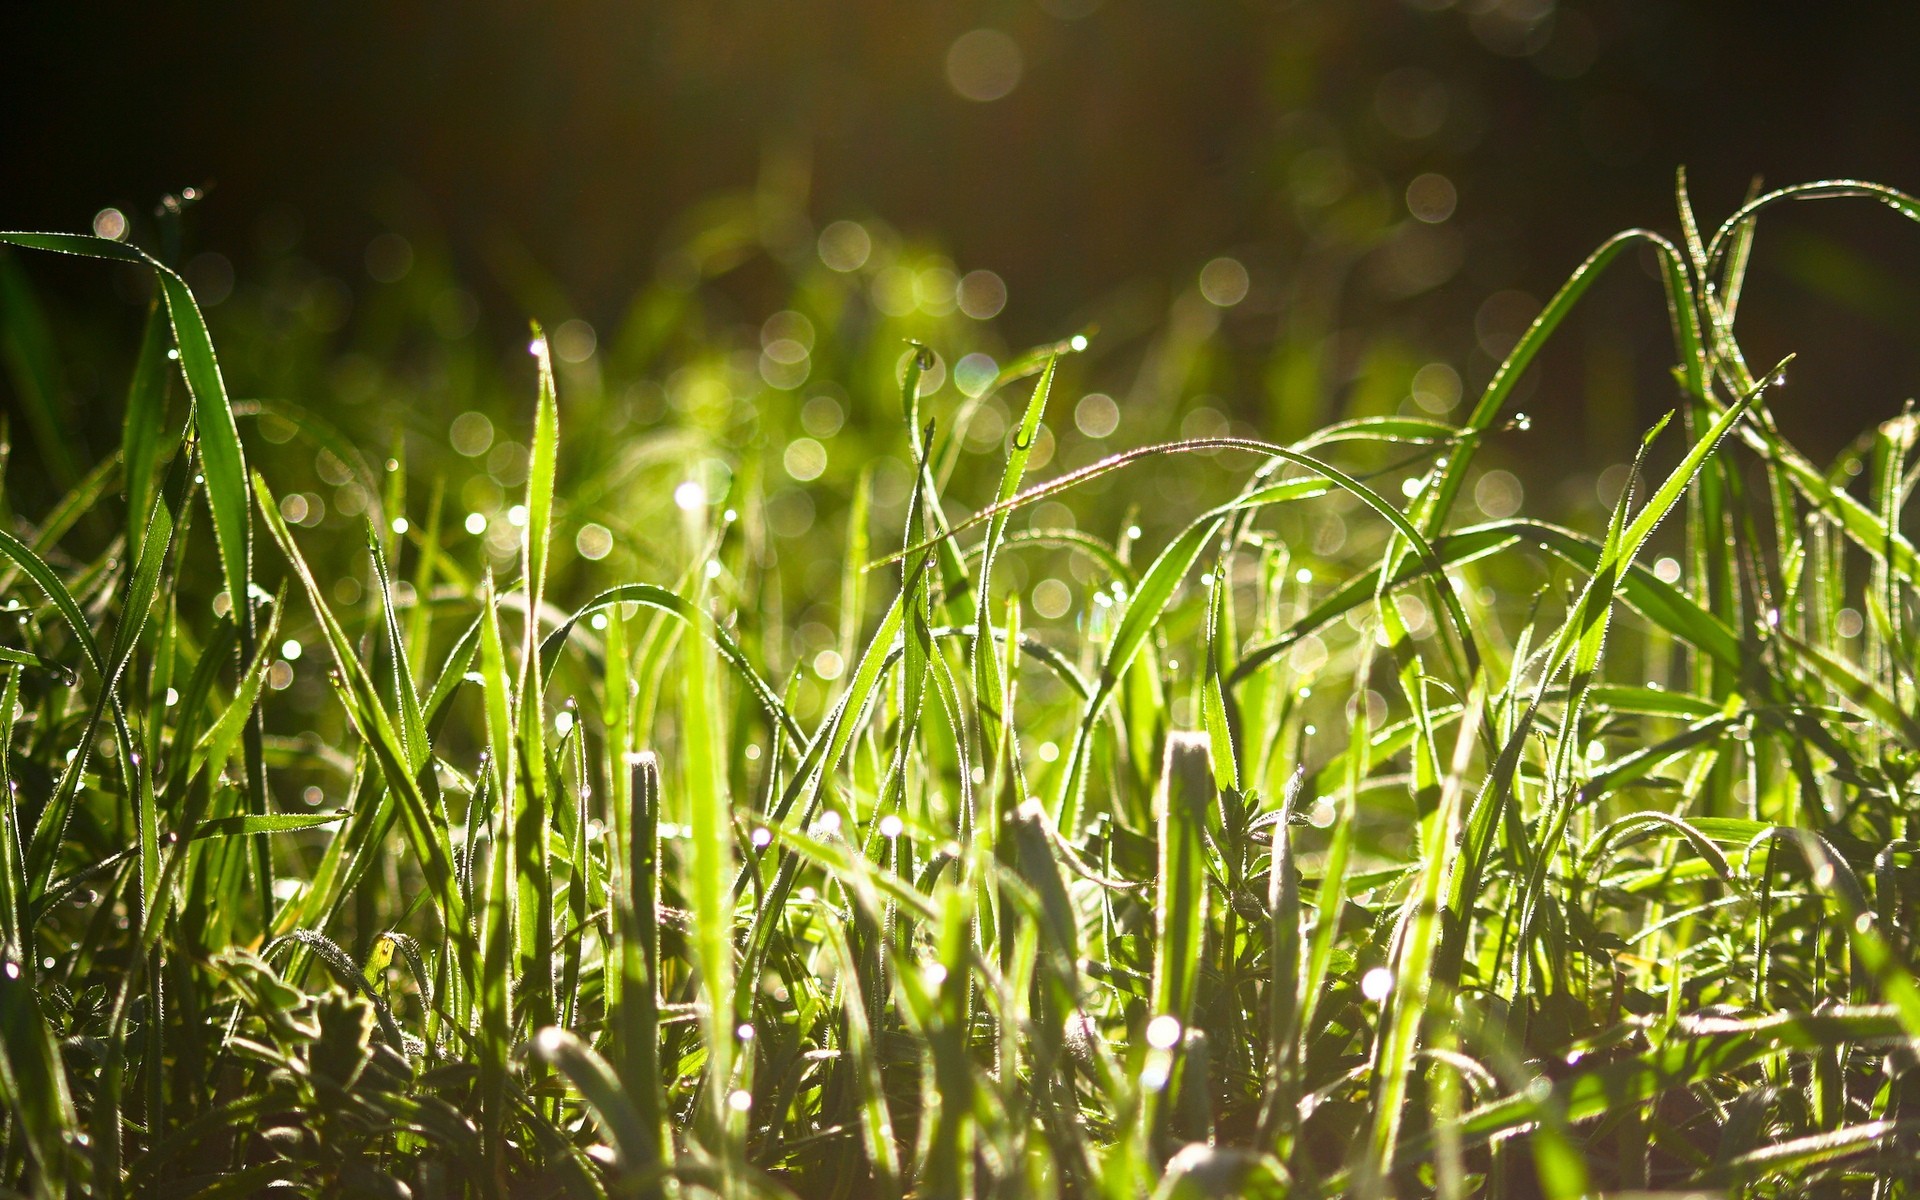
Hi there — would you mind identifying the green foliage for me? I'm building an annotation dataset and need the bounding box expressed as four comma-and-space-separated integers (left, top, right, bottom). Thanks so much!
0, 179, 1919, 1198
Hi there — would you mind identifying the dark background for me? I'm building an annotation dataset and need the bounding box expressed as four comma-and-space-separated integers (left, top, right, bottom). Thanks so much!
6, 0, 1920, 458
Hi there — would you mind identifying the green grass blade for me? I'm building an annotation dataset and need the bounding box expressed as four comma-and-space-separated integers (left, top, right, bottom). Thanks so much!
528, 1028, 652, 1176
252, 472, 470, 971
122, 301, 173, 554
1145, 732, 1211, 1151
679, 522, 739, 1169
971, 355, 1057, 740
1357, 688, 1484, 1193
0, 950, 77, 1198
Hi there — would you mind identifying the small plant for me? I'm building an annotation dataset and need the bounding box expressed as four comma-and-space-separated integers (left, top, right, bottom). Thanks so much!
0, 177, 1917, 1197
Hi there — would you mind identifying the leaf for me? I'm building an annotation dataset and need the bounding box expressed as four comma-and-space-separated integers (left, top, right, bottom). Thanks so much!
1056, 515, 1223, 831
189, 812, 349, 840
972, 355, 1057, 741
528, 1028, 654, 1176
0, 955, 76, 1198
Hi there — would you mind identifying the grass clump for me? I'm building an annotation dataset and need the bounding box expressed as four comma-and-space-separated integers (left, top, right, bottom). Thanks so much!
0, 177, 1919, 1198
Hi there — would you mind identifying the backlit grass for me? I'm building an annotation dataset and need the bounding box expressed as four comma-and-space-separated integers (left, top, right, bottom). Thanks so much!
0, 178, 1917, 1197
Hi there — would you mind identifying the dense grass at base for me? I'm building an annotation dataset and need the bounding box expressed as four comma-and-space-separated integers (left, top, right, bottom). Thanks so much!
0, 179, 1919, 1198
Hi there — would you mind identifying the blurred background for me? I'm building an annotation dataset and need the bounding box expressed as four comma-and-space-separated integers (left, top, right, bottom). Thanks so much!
10, 2, 1920, 451
4, 1, 1920, 628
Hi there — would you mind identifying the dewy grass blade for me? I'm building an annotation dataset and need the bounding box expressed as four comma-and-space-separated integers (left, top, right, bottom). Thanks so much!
0, 945, 77, 1199
122, 301, 174, 556
1357, 687, 1484, 1194
476, 568, 518, 1186
1144, 733, 1211, 1152
2, 176, 1919, 1192
679, 508, 739, 1173
252, 473, 471, 977
0, 670, 24, 961
1058, 515, 1222, 833
540, 583, 801, 743
365, 523, 427, 766
528, 1029, 654, 1177
1200, 563, 1240, 793
819, 913, 903, 1197
613, 750, 668, 1186
971, 355, 1057, 742
516, 329, 560, 1038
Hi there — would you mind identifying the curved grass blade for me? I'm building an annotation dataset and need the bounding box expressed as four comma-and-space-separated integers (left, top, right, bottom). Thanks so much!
252, 472, 471, 980
528, 1028, 653, 1177
540, 584, 801, 744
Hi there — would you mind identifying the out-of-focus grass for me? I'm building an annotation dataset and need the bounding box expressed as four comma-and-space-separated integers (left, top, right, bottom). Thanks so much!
0, 177, 1917, 1198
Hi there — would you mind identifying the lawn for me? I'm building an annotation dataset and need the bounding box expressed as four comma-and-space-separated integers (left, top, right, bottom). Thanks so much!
0, 178, 1917, 1198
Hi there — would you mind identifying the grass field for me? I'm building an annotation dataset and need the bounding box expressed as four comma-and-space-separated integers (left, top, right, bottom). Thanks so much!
1, 177, 1919, 1198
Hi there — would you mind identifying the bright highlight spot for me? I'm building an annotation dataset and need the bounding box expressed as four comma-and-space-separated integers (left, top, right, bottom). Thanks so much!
1361, 967, 1394, 1003
1145, 1014, 1182, 1049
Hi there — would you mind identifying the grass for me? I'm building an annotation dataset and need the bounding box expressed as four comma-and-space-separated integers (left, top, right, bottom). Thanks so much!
0, 175, 1919, 1197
